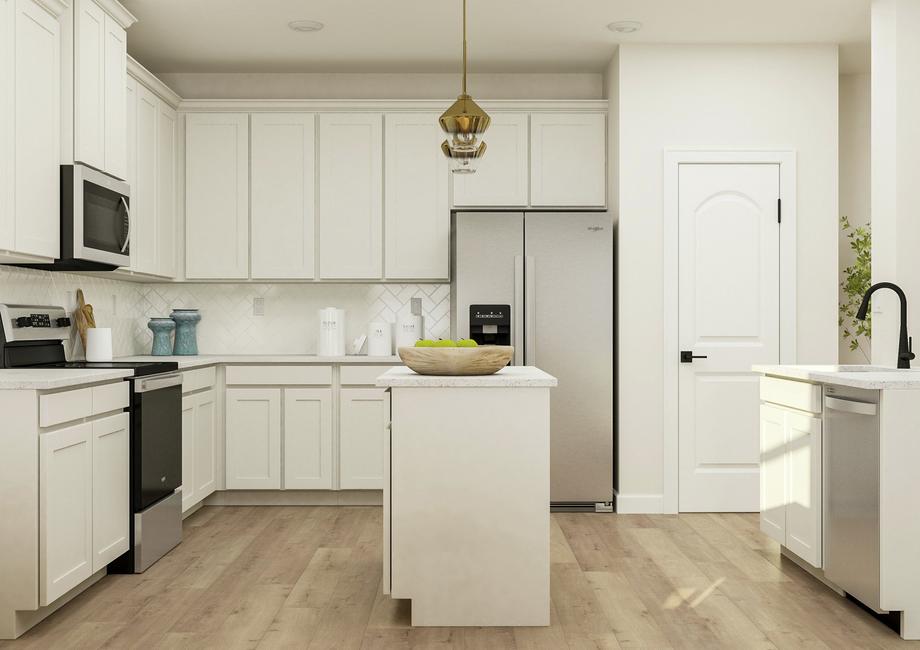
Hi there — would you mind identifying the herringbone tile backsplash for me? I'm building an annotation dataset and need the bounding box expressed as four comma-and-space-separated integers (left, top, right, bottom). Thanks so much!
0, 266, 449, 357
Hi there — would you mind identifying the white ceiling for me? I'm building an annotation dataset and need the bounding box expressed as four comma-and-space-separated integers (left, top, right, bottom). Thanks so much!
121, 0, 871, 74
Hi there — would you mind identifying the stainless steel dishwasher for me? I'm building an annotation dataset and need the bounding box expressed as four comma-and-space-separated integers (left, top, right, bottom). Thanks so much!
823, 385, 882, 612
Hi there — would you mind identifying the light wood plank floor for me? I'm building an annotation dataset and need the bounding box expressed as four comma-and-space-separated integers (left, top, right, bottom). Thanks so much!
3, 506, 917, 649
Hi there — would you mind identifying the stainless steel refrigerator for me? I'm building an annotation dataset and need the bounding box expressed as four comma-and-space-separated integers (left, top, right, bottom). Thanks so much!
451, 212, 614, 509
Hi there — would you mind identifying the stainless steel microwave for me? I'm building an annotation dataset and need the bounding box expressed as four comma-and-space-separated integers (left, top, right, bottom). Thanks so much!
60, 164, 131, 270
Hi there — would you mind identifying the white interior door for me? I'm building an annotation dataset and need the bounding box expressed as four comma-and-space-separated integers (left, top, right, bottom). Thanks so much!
678, 163, 780, 512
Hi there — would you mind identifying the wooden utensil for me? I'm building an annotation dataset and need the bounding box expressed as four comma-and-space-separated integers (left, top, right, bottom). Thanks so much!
74, 289, 89, 350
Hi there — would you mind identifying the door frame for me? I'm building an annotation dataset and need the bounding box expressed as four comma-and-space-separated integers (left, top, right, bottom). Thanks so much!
662, 150, 797, 514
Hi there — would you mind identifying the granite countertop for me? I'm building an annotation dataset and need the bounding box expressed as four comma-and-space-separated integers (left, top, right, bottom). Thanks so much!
0, 368, 134, 390
753, 364, 920, 390
376, 366, 558, 388
117, 354, 403, 370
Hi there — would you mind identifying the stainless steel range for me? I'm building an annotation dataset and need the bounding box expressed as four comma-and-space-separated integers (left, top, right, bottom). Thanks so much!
0, 304, 183, 573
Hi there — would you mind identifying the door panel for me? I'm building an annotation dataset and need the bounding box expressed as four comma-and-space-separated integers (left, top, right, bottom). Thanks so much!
339, 389, 389, 489
678, 163, 780, 512
525, 212, 613, 503
759, 404, 786, 543
226, 388, 281, 489
283, 388, 333, 489
181, 394, 196, 511
452, 113, 528, 207
194, 391, 217, 498
92, 413, 130, 571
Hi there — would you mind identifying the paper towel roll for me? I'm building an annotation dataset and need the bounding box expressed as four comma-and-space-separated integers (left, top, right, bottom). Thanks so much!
86, 328, 113, 362
367, 321, 392, 357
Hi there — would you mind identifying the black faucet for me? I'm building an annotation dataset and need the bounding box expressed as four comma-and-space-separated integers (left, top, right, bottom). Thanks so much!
856, 282, 916, 369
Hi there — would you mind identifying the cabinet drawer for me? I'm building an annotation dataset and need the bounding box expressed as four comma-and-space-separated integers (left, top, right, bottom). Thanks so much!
92, 381, 129, 415
182, 366, 217, 393
225, 365, 332, 386
40, 388, 93, 428
340, 365, 397, 386
760, 377, 822, 414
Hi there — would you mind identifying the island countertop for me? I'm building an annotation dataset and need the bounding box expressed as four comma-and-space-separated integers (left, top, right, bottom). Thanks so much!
753, 364, 920, 390
376, 365, 558, 388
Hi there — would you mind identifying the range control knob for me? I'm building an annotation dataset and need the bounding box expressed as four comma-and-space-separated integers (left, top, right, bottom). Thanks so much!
14, 316, 31, 328
56, 317, 72, 327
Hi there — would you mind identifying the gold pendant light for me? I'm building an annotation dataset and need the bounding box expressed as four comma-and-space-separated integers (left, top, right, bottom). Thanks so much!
440, 0, 490, 174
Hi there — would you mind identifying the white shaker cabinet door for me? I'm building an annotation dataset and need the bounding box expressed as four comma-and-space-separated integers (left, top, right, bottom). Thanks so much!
185, 113, 249, 279
339, 388, 389, 489
226, 388, 281, 489
12, 0, 61, 259
530, 112, 606, 207
759, 404, 786, 545
784, 410, 822, 568
384, 113, 449, 280
39, 423, 93, 606
91, 412, 130, 572
194, 390, 218, 500
251, 113, 315, 279
132, 83, 158, 275
102, 12, 126, 180
181, 394, 197, 511
283, 388, 333, 489
155, 100, 177, 278
318, 113, 383, 279
452, 112, 528, 208
74, 0, 105, 171
0, 0, 11, 251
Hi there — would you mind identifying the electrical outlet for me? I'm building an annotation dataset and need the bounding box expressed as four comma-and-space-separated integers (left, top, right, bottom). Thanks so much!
253, 296, 265, 316
112, 294, 117, 316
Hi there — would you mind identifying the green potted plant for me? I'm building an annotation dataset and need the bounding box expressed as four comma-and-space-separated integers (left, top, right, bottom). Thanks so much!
839, 216, 871, 361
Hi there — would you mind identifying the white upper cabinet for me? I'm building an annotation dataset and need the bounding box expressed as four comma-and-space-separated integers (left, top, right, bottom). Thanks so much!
126, 69, 177, 279
452, 112, 529, 208
185, 113, 250, 279
70, 0, 133, 180
384, 113, 449, 280
3, 0, 63, 261
530, 112, 606, 207
319, 113, 383, 279
251, 113, 316, 279
155, 100, 176, 277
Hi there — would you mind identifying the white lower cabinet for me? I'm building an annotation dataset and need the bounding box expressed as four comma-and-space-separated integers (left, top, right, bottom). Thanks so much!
182, 389, 218, 512
91, 413, 129, 572
339, 388, 389, 489
284, 388, 333, 489
39, 423, 94, 606
226, 388, 281, 489
759, 396, 823, 568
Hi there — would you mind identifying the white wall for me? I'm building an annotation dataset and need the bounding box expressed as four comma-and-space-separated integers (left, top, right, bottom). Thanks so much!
838, 73, 871, 363
157, 72, 603, 100
615, 44, 839, 511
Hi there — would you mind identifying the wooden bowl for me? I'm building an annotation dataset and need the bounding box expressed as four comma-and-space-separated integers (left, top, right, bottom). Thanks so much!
397, 346, 514, 376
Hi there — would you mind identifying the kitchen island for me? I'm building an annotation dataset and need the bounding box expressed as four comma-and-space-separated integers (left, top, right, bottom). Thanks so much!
754, 365, 920, 640
377, 366, 557, 627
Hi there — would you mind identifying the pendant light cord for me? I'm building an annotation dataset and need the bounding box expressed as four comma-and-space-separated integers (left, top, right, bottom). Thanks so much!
462, 0, 468, 95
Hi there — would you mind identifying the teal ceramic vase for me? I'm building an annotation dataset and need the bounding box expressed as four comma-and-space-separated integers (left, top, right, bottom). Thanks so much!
147, 318, 175, 356
170, 309, 201, 356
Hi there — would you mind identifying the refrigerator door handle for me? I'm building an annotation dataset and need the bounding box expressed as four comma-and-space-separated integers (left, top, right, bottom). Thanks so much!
513, 255, 525, 366
525, 255, 536, 366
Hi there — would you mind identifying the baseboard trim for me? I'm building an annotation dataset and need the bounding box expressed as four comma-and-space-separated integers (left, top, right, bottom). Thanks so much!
2, 569, 106, 639
614, 492, 664, 514
204, 489, 382, 507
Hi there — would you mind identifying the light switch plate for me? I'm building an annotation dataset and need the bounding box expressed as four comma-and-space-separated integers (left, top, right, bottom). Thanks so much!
253, 296, 265, 316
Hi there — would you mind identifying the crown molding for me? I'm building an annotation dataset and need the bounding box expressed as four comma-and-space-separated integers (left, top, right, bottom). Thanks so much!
32, 0, 68, 18
128, 56, 182, 109
94, 0, 136, 29
177, 98, 609, 113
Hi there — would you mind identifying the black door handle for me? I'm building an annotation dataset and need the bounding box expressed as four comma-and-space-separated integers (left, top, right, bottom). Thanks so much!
680, 351, 708, 363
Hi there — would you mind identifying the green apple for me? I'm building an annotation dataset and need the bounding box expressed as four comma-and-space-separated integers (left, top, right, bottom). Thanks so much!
433, 339, 457, 347
414, 339, 436, 347
456, 339, 479, 348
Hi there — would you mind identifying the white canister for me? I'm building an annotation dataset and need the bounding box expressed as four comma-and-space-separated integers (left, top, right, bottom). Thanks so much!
86, 327, 113, 362
395, 313, 424, 348
367, 321, 392, 357
317, 308, 346, 357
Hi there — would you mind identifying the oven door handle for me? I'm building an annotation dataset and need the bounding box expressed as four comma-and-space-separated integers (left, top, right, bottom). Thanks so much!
135, 373, 182, 393
119, 197, 132, 253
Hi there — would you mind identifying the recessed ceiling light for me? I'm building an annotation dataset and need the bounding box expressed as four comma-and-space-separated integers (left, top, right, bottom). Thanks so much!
288, 20, 324, 33
607, 20, 642, 34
